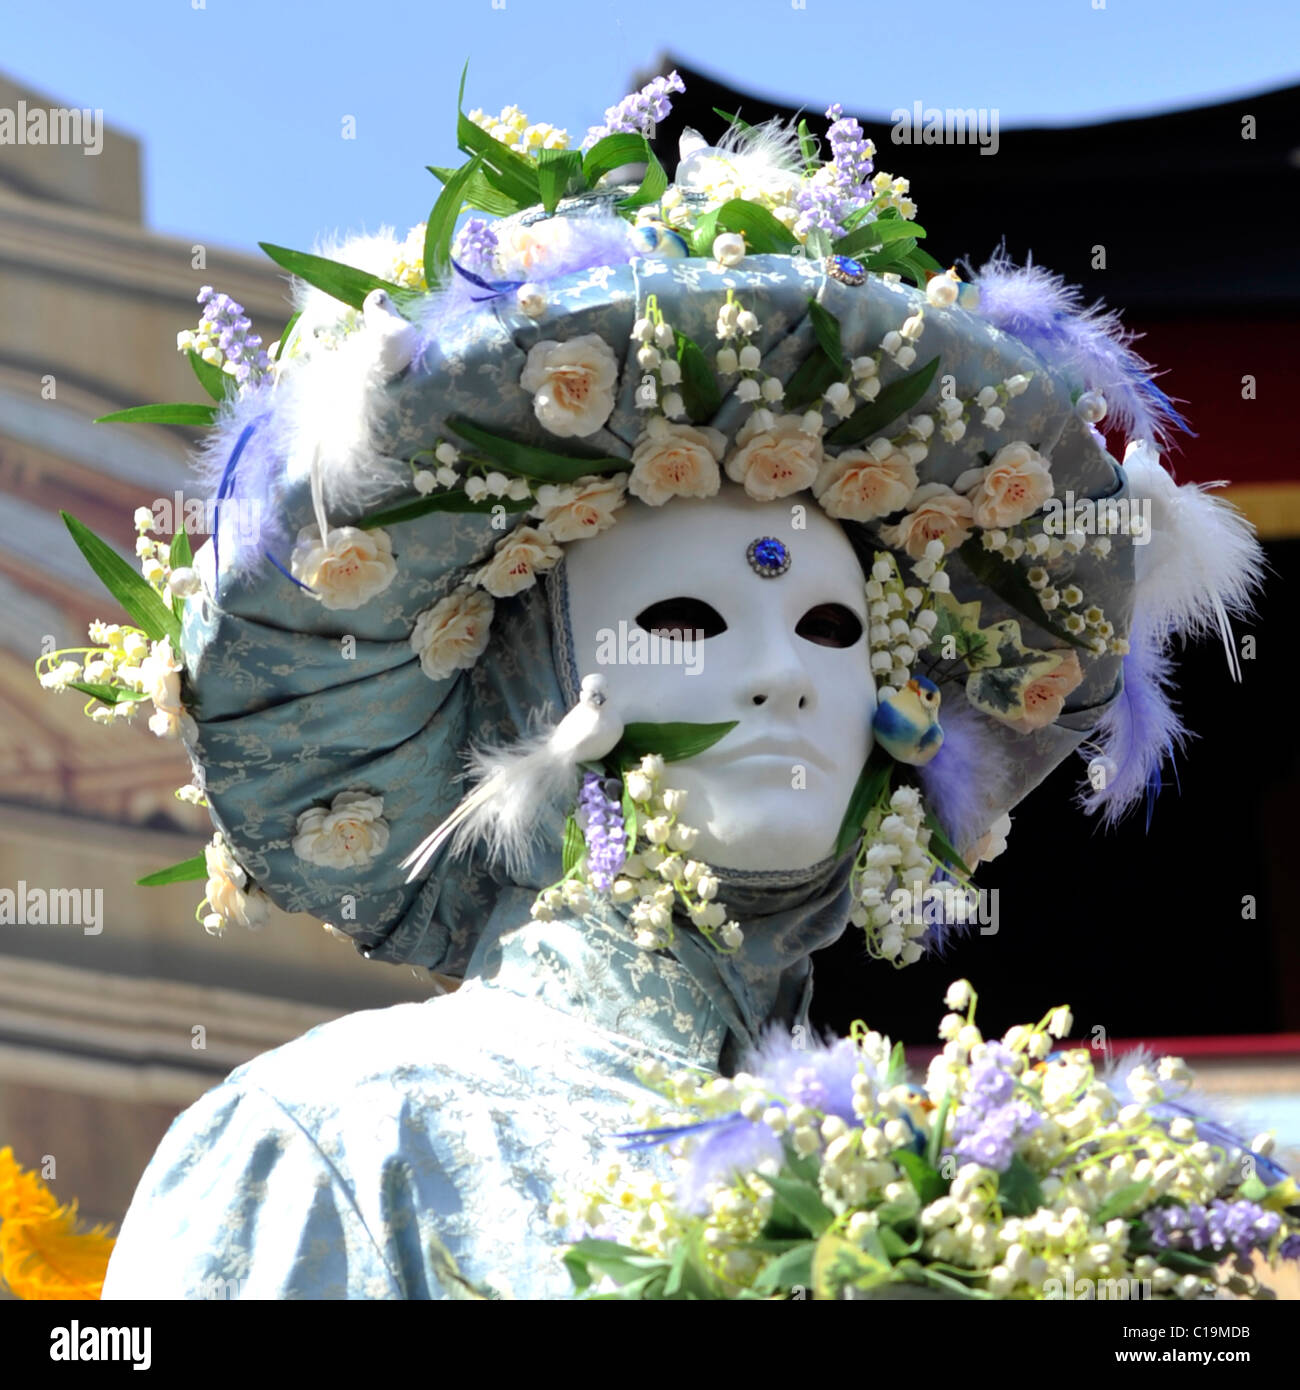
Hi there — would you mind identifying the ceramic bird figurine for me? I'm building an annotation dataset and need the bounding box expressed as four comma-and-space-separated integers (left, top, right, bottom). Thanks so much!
362, 287, 421, 377
627, 221, 690, 259
401, 673, 624, 882
873, 676, 944, 766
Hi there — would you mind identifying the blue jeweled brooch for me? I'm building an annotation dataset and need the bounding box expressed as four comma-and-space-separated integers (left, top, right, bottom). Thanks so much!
826, 254, 867, 286
747, 537, 791, 578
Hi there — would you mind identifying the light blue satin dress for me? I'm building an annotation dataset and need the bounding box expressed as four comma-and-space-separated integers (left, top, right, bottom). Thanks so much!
101, 878, 849, 1299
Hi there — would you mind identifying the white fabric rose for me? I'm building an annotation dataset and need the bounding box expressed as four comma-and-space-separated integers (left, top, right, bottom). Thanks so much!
520, 334, 619, 438
292, 789, 390, 869
203, 833, 270, 932
530, 474, 627, 541
290, 524, 398, 611
409, 585, 494, 682
473, 525, 563, 597
724, 412, 823, 501
627, 417, 726, 506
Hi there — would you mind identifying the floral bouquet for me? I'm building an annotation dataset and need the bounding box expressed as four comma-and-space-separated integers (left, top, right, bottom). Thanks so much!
556, 983, 1299, 1300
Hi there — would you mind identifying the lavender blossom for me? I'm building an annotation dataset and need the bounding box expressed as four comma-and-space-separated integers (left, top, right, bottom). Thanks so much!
576, 772, 626, 892
451, 217, 499, 278
1142, 1199, 1282, 1257
186, 286, 271, 386
949, 1043, 1041, 1172
794, 103, 876, 243
582, 71, 685, 150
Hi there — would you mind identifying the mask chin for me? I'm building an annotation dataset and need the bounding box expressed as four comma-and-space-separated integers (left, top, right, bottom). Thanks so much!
561, 486, 876, 873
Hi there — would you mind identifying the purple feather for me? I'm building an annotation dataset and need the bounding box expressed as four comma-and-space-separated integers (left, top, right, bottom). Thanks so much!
970, 251, 1188, 446
1078, 615, 1189, 826
917, 699, 1004, 855
189, 381, 291, 576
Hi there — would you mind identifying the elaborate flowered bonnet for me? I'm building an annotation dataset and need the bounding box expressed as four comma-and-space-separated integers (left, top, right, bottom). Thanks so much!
38, 70, 1263, 981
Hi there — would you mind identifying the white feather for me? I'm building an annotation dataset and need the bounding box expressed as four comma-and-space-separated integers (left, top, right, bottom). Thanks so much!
1123, 440, 1265, 680
401, 674, 624, 882
277, 230, 418, 526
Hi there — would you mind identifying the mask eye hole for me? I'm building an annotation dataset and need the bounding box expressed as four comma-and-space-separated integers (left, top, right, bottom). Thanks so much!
635, 597, 728, 640
796, 603, 863, 649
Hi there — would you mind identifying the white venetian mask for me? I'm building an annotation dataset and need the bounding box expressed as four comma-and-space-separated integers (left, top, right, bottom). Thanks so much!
563, 484, 876, 870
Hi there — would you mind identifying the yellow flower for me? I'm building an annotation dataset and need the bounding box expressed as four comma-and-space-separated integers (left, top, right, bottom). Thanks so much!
0, 1148, 115, 1300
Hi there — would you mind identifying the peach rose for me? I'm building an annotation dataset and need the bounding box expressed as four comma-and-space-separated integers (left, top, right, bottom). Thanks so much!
964, 441, 1054, 528
409, 586, 494, 682
628, 417, 726, 506
1002, 650, 1085, 733
473, 525, 563, 598
519, 333, 619, 438
813, 448, 918, 522
879, 483, 975, 558
531, 474, 628, 540
292, 790, 390, 869
724, 412, 823, 501
290, 524, 398, 611
495, 216, 579, 280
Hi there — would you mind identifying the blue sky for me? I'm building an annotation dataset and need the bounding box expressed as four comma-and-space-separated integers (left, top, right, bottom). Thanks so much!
4, 0, 1297, 256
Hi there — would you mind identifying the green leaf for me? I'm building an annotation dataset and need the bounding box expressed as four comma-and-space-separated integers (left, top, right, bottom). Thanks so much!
757, 1173, 835, 1237
878, 1223, 923, 1260
919, 1267, 994, 1299
825, 356, 941, 446
690, 198, 797, 256
258, 243, 419, 317
1156, 1248, 1218, 1276
712, 107, 754, 134
169, 529, 193, 571
1096, 1180, 1152, 1223
355, 490, 532, 531
561, 815, 586, 875
427, 164, 524, 217
620, 783, 638, 854
137, 853, 208, 887
537, 147, 584, 214
956, 537, 1095, 651
885, 1039, 908, 1086
169, 529, 194, 620
611, 720, 739, 768
893, 1149, 948, 1206
423, 152, 487, 286
61, 511, 181, 646
752, 1241, 816, 1293
832, 747, 893, 859
806, 299, 844, 372
274, 311, 300, 362
926, 1089, 953, 1169
562, 1239, 669, 1293
783, 346, 843, 413
859, 241, 917, 274
998, 1154, 1044, 1218
802, 226, 833, 260
835, 218, 928, 259
812, 1232, 892, 1299
674, 331, 722, 423
446, 416, 629, 485
95, 402, 217, 427
582, 132, 655, 186
66, 681, 149, 706
796, 117, 818, 171
617, 144, 667, 212
923, 809, 971, 878
187, 349, 230, 403
456, 103, 542, 209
